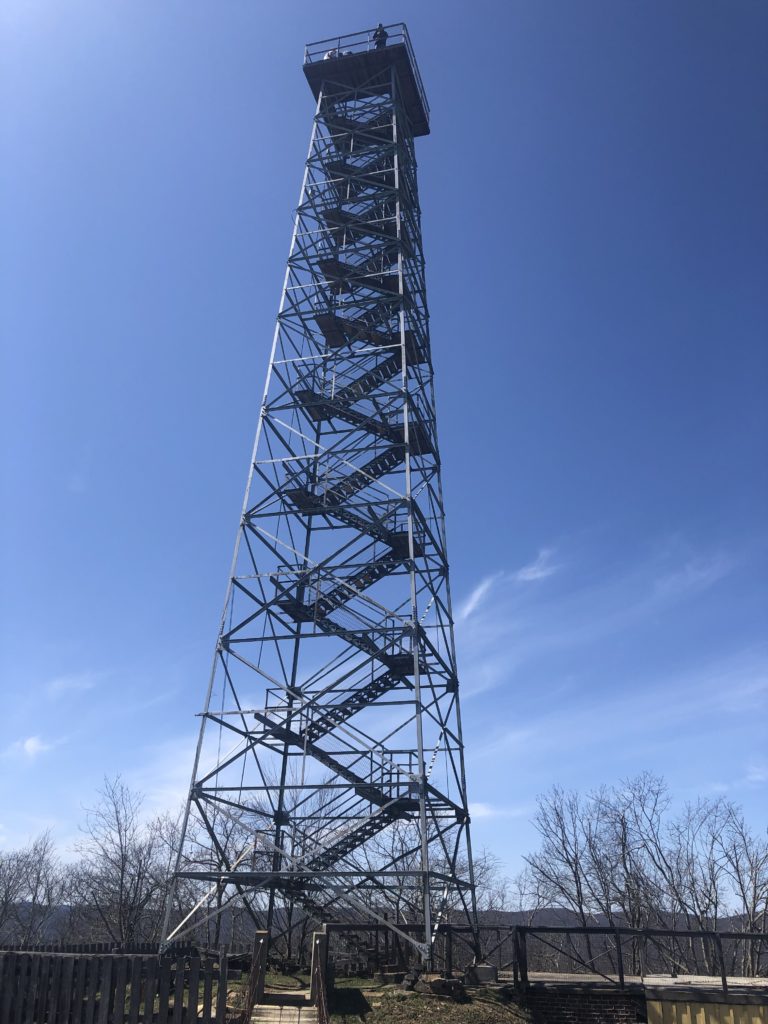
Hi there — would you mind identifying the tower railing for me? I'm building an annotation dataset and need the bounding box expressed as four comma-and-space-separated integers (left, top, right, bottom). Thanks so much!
303, 23, 430, 123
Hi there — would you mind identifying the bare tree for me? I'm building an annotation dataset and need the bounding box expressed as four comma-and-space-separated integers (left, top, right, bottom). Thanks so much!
473, 849, 511, 914
716, 804, 768, 975
0, 848, 26, 943
71, 776, 166, 945
16, 832, 67, 945
520, 773, 768, 977
525, 786, 597, 927
0, 832, 67, 945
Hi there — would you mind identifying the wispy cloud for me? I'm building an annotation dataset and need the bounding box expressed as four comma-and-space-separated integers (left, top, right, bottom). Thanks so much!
471, 648, 768, 769
698, 752, 768, 796
469, 801, 528, 820
457, 573, 501, 621
455, 539, 745, 714
5, 735, 53, 759
744, 760, 768, 785
126, 734, 196, 815
46, 671, 104, 698
456, 546, 559, 624
654, 553, 733, 598
454, 545, 560, 699
514, 547, 559, 582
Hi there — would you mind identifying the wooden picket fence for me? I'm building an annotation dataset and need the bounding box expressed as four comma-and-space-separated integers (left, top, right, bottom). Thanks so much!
0, 951, 234, 1023
0, 944, 249, 956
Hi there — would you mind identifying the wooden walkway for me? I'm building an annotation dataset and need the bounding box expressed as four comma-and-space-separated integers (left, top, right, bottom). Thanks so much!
251, 1004, 318, 1023
500, 970, 768, 989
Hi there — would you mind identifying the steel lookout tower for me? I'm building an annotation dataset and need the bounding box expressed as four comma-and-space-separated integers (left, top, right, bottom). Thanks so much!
163, 24, 478, 961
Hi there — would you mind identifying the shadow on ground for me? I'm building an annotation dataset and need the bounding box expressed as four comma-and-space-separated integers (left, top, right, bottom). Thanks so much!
330, 986, 373, 1019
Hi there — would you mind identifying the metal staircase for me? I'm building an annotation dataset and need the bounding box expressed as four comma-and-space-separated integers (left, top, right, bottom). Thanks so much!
304, 669, 408, 742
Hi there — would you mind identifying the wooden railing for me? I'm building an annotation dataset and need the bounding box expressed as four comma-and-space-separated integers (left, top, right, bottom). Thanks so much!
239, 931, 269, 1024
321, 920, 767, 994
508, 926, 768, 996
310, 931, 330, 1024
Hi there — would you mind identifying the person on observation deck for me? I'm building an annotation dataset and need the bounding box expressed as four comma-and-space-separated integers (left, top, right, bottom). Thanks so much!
372, 23, 388, 49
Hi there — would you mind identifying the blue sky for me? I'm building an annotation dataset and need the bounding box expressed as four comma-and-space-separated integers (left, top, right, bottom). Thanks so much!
1, 0, 766, 876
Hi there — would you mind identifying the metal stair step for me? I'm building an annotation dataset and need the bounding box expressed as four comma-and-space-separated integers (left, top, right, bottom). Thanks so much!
306, 670, 409, 742
307, 798, 419, 870
321, 206, 397, 241
251, 710, 393, 808
312, 312, 424, 363
283, 488, 423, 558
325, 447, 406, 503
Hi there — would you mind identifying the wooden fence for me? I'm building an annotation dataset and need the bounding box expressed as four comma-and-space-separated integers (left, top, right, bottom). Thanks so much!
0, 944, 251, 957
0, 951, 233, 1024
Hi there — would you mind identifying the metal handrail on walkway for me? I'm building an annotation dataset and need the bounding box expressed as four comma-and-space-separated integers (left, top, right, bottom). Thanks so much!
303, 23, 430, 121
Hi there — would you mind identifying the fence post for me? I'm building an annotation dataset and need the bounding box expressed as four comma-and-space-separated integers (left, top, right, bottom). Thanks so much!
13, 953, 29, 1023
172, 955, 186, 1024
127, 957, 142, 1024
215, 956, 228, 1024
27, 955, 42, 1024
712, 932, 728, 996
187, 956, 201, 1023
157, 958, 172, 1023
60, 957, 76, 1023
201, 958, 214, 1021
614, 930, 625, 989
0, 953, 15, 1023
112, 957, 130, 1024
514, 928, 528, 991
83, 957, 98, 1024
310, 931, 328, 1006
48, 956, 63, 1024
141, 958, 158, 1024
254, 931, 268, 1006
240, 930, 269, 1022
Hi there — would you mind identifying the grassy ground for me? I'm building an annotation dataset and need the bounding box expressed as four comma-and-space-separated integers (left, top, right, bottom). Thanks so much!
329, 982, 530, 1024
263, 970, 312, 993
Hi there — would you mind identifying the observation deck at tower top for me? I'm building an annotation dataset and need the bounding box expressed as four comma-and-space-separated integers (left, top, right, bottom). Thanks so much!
303, 24, 430, 138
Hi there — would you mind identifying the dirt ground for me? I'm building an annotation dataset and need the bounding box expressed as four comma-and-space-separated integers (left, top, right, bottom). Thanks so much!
329, 982, 531, 1023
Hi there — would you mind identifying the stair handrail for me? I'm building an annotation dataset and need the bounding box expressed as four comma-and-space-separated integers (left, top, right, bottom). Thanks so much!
240, 930, 269, 1023
311, 930, 331, 1024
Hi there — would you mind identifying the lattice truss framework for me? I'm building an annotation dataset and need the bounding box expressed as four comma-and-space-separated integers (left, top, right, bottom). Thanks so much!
164, 57, 477, 958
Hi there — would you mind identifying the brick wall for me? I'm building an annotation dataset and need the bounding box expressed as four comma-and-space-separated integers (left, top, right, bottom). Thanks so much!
524, 985, 647, 1024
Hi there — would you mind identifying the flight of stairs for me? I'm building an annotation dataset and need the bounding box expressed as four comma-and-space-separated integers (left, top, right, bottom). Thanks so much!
251, 1002, 317, 1024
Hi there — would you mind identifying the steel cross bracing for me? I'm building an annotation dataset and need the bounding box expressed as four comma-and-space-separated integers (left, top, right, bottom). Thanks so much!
163, 35, 478, 960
